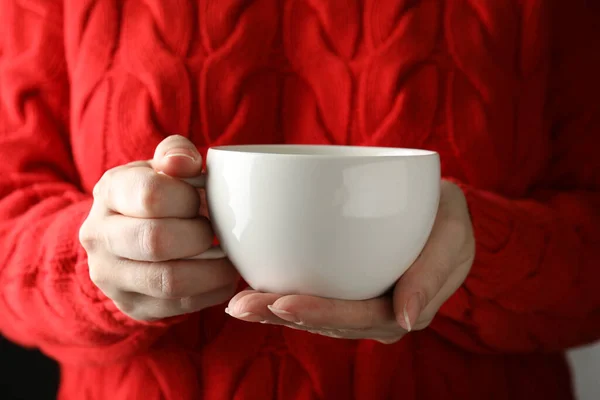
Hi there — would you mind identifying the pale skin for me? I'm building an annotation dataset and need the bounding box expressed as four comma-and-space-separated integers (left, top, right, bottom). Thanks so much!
80, 135, 475, 342
79, 135, 240, 321
227, 171, 475, 342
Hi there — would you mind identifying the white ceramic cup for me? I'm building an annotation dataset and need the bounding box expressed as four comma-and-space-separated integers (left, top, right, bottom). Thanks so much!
201, 145, 440, 301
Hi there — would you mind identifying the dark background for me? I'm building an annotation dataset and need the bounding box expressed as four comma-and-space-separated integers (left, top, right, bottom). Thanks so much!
0, 336, 59, 399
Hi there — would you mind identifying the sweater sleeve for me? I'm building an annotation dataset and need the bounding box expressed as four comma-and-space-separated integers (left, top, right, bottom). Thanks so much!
0, 1, 178, 365
433, 3, 600, 353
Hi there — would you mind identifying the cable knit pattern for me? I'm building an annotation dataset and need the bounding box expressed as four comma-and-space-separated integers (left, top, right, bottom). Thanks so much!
445, 0, 550, 194
0, 1, 599, 399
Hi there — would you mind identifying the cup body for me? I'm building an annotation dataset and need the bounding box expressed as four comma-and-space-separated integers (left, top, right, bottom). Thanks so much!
205, 145, 440, 300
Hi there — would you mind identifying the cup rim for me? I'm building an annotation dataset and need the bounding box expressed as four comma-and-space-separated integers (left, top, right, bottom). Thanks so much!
208, 144, 438, 158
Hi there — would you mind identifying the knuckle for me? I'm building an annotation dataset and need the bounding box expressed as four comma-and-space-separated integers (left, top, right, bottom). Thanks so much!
153, 264, 182, 298
136, 171, 161, 215
88, 260, 107, 288
93, 172, 108, 199
139, 221, 169, 261
78, 219, 100, 253
94, 168, 118, 199
159, 266, 176, 298
92, 181, 102, 199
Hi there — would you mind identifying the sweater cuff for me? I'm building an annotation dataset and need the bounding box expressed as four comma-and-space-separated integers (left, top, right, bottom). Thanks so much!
69, 200, 187, 333
30, 198, 188, 364
441, 178, 551, 312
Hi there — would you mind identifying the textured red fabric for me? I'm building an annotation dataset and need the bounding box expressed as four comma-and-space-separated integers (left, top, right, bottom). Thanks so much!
0, 1, 599, 399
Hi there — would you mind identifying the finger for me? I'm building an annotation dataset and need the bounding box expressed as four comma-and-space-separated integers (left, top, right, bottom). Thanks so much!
152, 135, 204, 178
266, 295, 397, 330
413, 255, 473, 330
97, 165, 201, 218
393, 205, 468, 331
227, 291, 404, 342
103, 214, 214, 261
115, 284, 236, 321
302, 326, 404, 343
259, 319, 403, 343
226, 290, 286, 323
92, 257, 239, 299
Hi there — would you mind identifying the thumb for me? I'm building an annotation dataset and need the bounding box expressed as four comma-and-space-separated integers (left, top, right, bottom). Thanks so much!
392, 183, 469, 332
151, 135, 203, 178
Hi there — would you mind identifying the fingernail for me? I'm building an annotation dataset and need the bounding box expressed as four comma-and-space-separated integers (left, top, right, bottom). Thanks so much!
164, 148, 198, 161
225, 308, 264, 323
402, 303, 412, 332
267, 305, 301, 324
401, 293, 424, 332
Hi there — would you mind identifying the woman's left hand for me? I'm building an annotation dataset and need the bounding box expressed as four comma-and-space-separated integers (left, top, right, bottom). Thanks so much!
226, 180, 475, 344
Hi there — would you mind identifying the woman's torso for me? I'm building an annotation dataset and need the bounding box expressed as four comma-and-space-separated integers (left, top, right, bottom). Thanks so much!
57, 1, 569, 398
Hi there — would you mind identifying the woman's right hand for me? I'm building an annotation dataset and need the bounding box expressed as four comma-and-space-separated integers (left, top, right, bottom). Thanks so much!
79, 135, 239, 321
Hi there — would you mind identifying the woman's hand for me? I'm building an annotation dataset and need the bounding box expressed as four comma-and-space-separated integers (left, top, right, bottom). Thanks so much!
226, 180, 475, 343
79, 135, 239, 321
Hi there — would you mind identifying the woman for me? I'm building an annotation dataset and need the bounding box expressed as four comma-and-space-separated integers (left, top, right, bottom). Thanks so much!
1, 1, 599, 399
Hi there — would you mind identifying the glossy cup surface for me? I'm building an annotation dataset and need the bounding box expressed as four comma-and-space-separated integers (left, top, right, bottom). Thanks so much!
206, 145, 440, 300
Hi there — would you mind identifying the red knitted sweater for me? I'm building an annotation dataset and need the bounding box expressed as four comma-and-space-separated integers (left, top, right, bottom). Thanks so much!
1, 1, 599, 399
